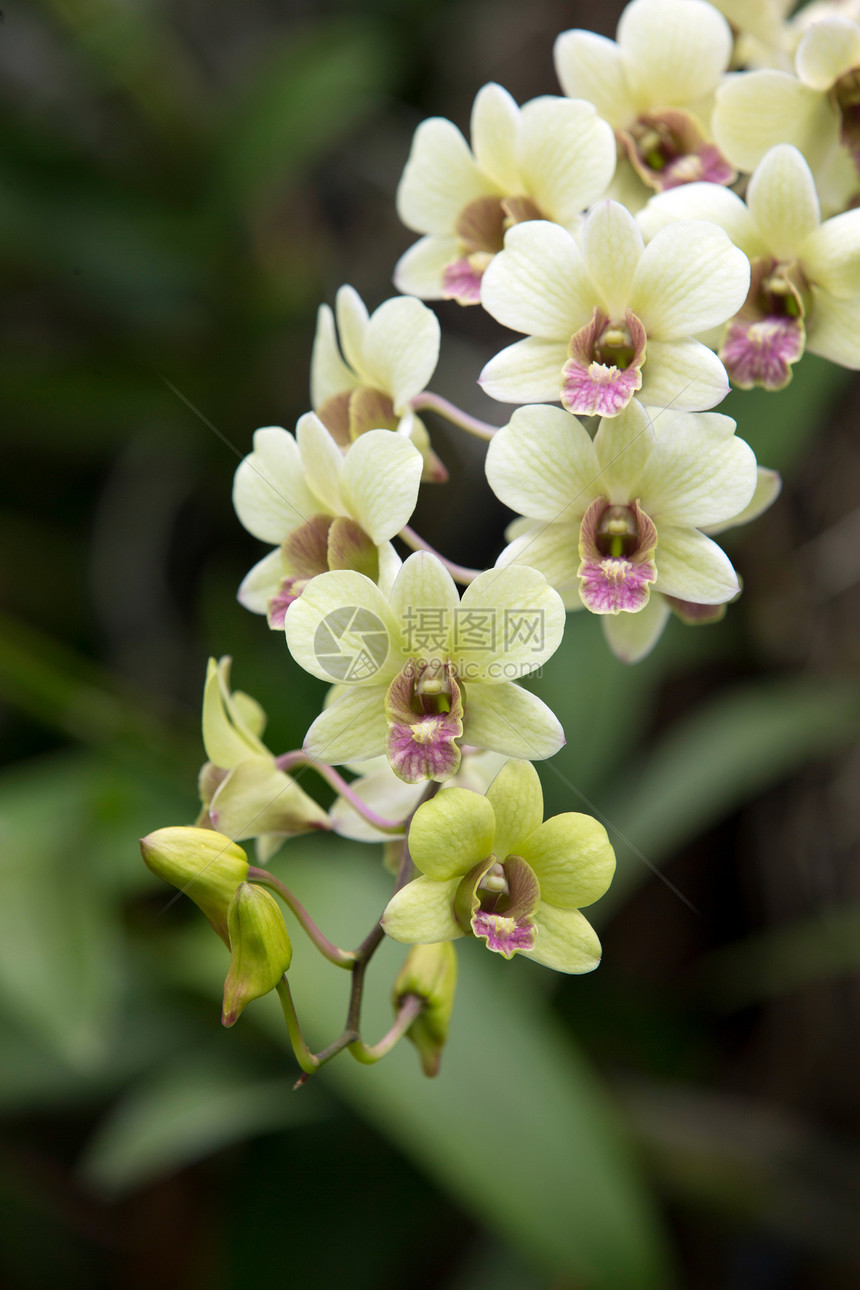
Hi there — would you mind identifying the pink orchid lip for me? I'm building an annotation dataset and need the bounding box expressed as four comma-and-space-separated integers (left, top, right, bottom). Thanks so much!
472, 909, 536, 956
385, 659, 464, 783
452, 853, 541, 958
562, 307, 646, 417
621, 109, 736, 192
445, 193, 544, 306
578, 498, 659, 615
442, 258, 485, 305
720, 258, 808, 390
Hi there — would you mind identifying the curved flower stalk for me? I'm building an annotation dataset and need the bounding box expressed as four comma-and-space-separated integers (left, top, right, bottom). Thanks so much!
197, 657, 330, 861
485, 401, 761, 661
311, 285, 447, 482
554, 0, 735, 207
394, 82, 616, 305
284, 551, 566, 781
233, 412, 422, 628
330, 748, 508, 842
638, 144, 860, 386
479, 201, 749, 416
382, 760, 615, 973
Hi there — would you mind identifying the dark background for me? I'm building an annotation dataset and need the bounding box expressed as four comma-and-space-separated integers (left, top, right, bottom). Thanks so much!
2, 1, 860, 1287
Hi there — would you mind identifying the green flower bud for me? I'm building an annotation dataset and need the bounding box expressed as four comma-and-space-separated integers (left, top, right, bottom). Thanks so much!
140, 826, 249, 946
393, 942, 458, 1077
222, 883, 293, 1027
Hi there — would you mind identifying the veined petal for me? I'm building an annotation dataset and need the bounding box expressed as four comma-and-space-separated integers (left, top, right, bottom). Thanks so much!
553, 30, 634, 128
519, 812, 615, 908
630, 221, 750, 337
232, 426, 320, 544
806, 291, 860, 367
202, 658, 267, 768
518, 97, 617, 225
209, 757, 329, 840
471, 82, 521, 190
601, 592, 670, 662
296, 412, 344, 513
408, 787, 496, 879
496, 524, 581, 606
360, 296, 441, 411
713, 70, 838, 173
523, 904, 602, 973
801, 208, 860, 299
334, 285, 370, 378
389, 552, 459, 660
485, 403, 600, 521
339, 429, 422, 543
480, 220, 595, 338
237, 547, 283, 615
382, 875, 462, 943
655, 526, 740, 602
393, 234, 461, 299
463, 681, 565, 761
747, 145, 821, 259
704, 466, 782, 535
455, 566, 566, 678
639, 339, 729, 411
619, 0, 732, 108
330, 767, 418, 841
637, 184, 763, 259
581, 201, 644, 318
479, 337, 569, 404
285, 570, 398, 685
396, 117, 498, 236
592, 399, 655, 501
637, 413, 757, 526
304, 686, 389, 764
485, 759, 544, 861
310, 303, 357, 408
795, 17, 860, 90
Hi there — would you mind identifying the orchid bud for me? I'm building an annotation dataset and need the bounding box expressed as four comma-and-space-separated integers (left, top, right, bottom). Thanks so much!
140, 826, 249, 946
393, 942, 458, 1077
221, 883, 293, 1027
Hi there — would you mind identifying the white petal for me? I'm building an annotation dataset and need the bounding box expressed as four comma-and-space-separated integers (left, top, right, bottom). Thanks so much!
382, 876, 462, 944
237, 547, 283, 615
310, 303, 357, 408
396, 116, 498, 236
713, 70, 838, 173
801, 208, 860, 299
470, 82, 521, 190
523, 905, 601, 974
640, 339, 729, 411
393, 234, 460, 299
655, 526, 740, 602
485, 403, 599, 521
553, 29, 634, 128
581, 200, 644, 318
360, 295, 440, 411
704, 466, 782, 535
637, 184, 762, 259
630, 221, 750, 337
389, 551, 460, 659
496, 525, 580, 606
232, 425, 321, 544
480, 219, 594, 338
462, 682, 565, 760
601, 594, 670, 663
334, 285, 370, 378
638, 415, 757, 526
592, 399, 656, 501
747, 145, 821, 259
479, 337, 568, 405
455, 565, 566, 678
619, 0, 732, 108
304, 687, 389, 764
518, 97, 617, 225
338, 430, 422, 543
285, 570, 399, 684
795, 17, 860, 90
806, 291, 860, 368
296, 412, 344, 513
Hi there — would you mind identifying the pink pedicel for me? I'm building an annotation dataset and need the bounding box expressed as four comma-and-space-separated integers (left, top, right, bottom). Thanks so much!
472, 910, 536, 957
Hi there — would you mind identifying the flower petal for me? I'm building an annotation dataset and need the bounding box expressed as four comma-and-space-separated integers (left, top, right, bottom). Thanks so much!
496, 524, 581, 607
330, 767, 418, 841
795, 17, 860, 91
389, 551, 460, 660
360, 296, 441, 411
339, 429, 422, 543
619, 0, 732, 108
382, 875, 463, 943
456, 565, 566, 678
303, 686, 389, 764
704, 466, 782, 535
637, 412, 757, 526
471, 82, 521, 190
485, 403, 600, 521
285, 570, 398, 685
601, 592, 671, 662
237, 547, 283, 616
519, 812, 615, 908
523, 904, 602, 973
747, 145, 821, 259
334, 285, 370, 378
655, 526, 739, 602
553, 30, 634, 128
232, 426, 321, 544
485, 759, 544, 860
463, 681, 565, 761
806, 291, 860, 368
713, 70, 838, 173
396, 117, 497, 236
310, 303, 358, 408
408, 787, 496, 879
518, 97, 617, 224
209, 757, 329, 840
637, 183, 762, 258
393, 234, 461, 299
581, 201, 644, 319
480, 219, 594, 338
801, 208, 860, 299
592, 399, 656, 501
639, 339, 730, 412
479, 337, 569, 404
630, 221, 750, 337
296, 412, 344, 513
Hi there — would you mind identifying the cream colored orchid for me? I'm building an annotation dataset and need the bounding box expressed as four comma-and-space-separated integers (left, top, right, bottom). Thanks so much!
638, 143, 860, 386
479, 201, 749, 416
284, 551, 566, 782
381, 759, 615, 974
393, 82, 615, 305
485, 402, 760, 660
311, 284, 446, 482
554, 0, 735, 206
233, 411, 422, 629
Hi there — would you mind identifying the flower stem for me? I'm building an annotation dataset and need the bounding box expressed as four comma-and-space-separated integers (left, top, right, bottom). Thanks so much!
411, 391, 499, 441
275, 977, 319, 1075
398, 525, 483, 585
274, 753, 406, 834
249, 865, 356, 969
349, 994, 424, 1064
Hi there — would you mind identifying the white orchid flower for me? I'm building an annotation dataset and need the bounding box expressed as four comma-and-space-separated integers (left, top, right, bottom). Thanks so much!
233, 412, 422, 629
393, 82, 615, 305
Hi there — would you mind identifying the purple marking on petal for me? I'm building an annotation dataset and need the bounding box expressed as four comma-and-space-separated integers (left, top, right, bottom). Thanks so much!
661, 144, 735, 189
562, 361, 642, 417
442, 258, 485, 305
579, 557, 655, 613
721, 315, 804, 390
387, 710, 463, 783
472, 910, 535, 958
267, 577, 308, 628
578, 497, 658, 614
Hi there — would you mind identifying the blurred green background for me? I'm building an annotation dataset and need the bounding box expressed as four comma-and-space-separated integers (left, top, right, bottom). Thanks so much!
3, 1, 860, 1287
